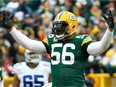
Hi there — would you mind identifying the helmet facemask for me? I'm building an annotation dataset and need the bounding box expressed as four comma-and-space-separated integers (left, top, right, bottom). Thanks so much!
25, 50, 42, 64
52, 21, 70, 40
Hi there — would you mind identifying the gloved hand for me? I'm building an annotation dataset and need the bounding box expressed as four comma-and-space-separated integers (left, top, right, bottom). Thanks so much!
1, 11, 15, 29
103, 10, 114, 30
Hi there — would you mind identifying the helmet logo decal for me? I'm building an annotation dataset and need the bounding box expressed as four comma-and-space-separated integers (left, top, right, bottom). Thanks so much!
70, 14, 77, 21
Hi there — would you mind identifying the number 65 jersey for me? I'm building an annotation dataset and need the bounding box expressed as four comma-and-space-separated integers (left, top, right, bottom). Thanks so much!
12, 61, 51, 87
42, 34, 93, 87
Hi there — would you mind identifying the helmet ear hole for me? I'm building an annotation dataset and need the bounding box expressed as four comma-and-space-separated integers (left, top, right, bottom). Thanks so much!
72, 25, 75, 29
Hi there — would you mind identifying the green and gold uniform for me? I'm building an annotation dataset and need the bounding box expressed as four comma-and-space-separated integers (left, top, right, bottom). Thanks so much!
42, 34, 93, 87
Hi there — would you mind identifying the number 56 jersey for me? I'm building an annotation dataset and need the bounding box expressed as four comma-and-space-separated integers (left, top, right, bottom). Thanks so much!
42, 34, 93, 87
12, 61, 51, 87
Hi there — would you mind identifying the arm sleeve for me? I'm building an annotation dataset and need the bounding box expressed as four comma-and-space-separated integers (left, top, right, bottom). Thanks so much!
10, 27, 47, 53
12, 65, 17, 74
87, 29, 113, 56
46, 62, 51, 74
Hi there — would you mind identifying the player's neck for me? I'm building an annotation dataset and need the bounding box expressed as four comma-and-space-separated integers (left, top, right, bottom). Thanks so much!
26, 63, 39, 69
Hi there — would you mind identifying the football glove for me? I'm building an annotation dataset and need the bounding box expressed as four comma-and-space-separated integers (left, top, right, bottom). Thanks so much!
102, 10, 114, 29
1, 11, 15, 29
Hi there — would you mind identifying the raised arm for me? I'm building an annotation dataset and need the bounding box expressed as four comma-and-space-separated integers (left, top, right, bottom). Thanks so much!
87, 10, 114, 56
10, 27, 47, 53
0, 11, 47, 53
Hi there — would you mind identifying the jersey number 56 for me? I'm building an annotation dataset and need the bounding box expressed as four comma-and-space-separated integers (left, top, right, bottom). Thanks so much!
51, 43, 75, 65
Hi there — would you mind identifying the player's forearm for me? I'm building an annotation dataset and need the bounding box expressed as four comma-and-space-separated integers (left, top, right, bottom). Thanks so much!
87, 29, 113, 56
10, 26, 47, 53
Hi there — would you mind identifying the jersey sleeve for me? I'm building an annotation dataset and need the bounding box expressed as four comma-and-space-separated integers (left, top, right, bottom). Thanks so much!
12, 64, 17, 74
42, 61, 51, 74
81, 35, 93, 55
42, 37, 50, 54
47, 62, 51, 74
12, 63, 22, 74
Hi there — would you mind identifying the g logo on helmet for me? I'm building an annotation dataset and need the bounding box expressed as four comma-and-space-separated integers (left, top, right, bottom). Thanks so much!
70, 14, 77, 21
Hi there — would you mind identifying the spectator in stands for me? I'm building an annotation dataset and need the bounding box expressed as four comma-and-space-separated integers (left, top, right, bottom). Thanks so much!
0, 27, 11, 60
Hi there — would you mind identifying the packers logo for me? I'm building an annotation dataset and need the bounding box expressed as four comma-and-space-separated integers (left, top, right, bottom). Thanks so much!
70, 14, 77, 21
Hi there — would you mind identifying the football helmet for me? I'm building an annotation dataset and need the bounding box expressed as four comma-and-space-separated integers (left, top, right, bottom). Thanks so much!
24, 50, 42, 64
52, 11, 78, 40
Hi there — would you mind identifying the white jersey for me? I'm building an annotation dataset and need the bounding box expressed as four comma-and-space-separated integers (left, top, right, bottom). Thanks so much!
12, 61, 51, 87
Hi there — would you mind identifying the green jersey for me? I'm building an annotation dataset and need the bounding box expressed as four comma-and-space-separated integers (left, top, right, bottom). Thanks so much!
42, 34, 93, 87
0, 68, 2, 82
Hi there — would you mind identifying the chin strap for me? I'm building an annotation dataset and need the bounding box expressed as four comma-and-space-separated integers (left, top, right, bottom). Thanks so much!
55, 31, 70, 40
55, 34, 65, 40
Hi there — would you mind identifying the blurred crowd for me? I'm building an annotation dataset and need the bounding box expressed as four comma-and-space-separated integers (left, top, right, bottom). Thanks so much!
0, 0, 116, 82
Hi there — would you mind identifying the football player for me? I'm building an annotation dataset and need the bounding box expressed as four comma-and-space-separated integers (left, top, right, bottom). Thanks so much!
1, 10, 114, 87
12, 50, 51, 87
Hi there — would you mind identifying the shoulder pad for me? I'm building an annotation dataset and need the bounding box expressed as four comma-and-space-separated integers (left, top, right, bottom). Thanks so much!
41, 61, 51, 73
41, 61, 51, 68
14, 62, 23, 67
13, 62, 25, 73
